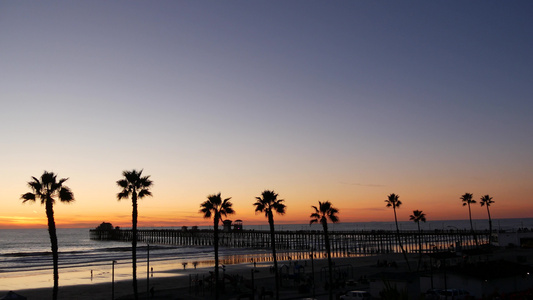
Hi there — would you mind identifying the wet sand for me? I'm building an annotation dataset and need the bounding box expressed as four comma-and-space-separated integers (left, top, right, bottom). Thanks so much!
3, 248, 532, 299
0, 253, 408, 300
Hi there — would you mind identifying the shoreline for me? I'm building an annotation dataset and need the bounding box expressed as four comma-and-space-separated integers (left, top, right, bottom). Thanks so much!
0, 244, 369, 292
0, 253, 408, 300
4, 247, 533, 299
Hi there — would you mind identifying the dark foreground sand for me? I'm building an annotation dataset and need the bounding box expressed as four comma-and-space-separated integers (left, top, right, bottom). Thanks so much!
1, 253, 394, 300
3, 248, 532, 300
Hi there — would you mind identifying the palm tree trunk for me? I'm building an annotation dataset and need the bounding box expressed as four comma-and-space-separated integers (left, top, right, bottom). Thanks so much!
214, 215, 220, 300
393, 208, 411, 271
486, 206, 492, 244
268, 213, 280, 300
468, 203, 478, 246
417, 222, 422, 271
132, 193, 138, 300
323, 222, 333, 300
46, 200, 59, 300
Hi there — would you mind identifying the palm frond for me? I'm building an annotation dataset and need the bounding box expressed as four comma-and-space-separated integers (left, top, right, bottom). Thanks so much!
22, 171, 74, 207
310, 201, 340, 226
116, 169, 153, 202
140, 176, 153, 188
255, 190, 286, 218
123, 169, 142, 187
221, 198, 235, 216
52, 177, 69, 191
220, 207, 235, 217
385, 193, 401, 208
116, 179, 129, 188
200, 208, 212, 219
138, 189, 152, 198
41, 171, 55, 184
200, 198, 215, 218
200, 193, 234, 221
410, 210, 426, 223
460, 193, 474, 203
28, 180, 42, 193
207, 193, 223, 206
329, 214, 339, 223
117, 191, 130, 200
199, 200, 213, 218
274, 204, 286, 214
59, 187, 75, 203
253, 201, 265, 212
21, 192, 36, 203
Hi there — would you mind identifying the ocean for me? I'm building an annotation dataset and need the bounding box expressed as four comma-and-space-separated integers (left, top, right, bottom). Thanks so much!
0, 218, 531, 291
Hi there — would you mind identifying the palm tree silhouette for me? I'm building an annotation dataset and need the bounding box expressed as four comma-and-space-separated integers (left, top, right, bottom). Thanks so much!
21, 171, 75, 300
461, 192, 478, 247
200, 193, 234, 300
409, 210, 426, 271
480, 194, 495, 244
253, 190, 286, 300
385, 193, 411, 271
310, 201, 339, 300
117, 169, 153, 300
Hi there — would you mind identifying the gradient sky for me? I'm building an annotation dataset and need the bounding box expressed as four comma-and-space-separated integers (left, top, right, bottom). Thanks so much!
1, 1, 532, 229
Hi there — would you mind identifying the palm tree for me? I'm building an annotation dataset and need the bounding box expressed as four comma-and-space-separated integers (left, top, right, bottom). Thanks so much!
200, 193, 234, 300
253, 190, 286, 300
385, 193, 411, 271
21, 171, 75, 300
310, 201, 339, 300
461, 192, 478, 246
480, 194, 495, 244
409, 210, 426, 271
117, 169, 153, 300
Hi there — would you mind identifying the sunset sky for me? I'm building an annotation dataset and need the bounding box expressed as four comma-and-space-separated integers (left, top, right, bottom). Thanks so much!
1, 1, 532, 229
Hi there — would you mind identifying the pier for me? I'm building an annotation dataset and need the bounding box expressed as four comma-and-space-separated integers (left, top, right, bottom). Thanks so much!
90, 228, 489, 256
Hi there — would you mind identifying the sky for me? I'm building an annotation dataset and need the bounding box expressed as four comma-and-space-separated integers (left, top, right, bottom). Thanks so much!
1, 1, 532, 229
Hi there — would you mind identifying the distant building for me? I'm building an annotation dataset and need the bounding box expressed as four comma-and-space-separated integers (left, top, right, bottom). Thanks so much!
95, 222, 113, 231
223, 220, 233, 232
494, 230, 533, 247
234, 219, 243, 231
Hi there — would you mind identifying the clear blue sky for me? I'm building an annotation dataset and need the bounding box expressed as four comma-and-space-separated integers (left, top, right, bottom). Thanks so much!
1, 1, 532, 228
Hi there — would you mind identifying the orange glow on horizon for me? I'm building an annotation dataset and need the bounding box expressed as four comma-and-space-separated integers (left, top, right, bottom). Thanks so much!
2, 203, 532, 229
2, 185, 532, 229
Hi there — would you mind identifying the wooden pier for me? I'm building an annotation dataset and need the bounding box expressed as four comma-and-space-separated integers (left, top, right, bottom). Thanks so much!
90, 228, 489, 256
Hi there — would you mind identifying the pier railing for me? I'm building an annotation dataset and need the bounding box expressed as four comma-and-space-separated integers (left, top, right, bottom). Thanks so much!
90, 228, 489, 255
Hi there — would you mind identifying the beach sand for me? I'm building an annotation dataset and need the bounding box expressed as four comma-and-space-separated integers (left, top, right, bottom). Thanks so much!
3, 248, 532, 299
0, 253, 409, 300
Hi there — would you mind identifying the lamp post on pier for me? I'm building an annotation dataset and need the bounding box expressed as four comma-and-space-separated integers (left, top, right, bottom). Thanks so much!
250, 258, 256, 299
310, 249, 315, 299
112, 260, 117, 300
147, 244, 150, 300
